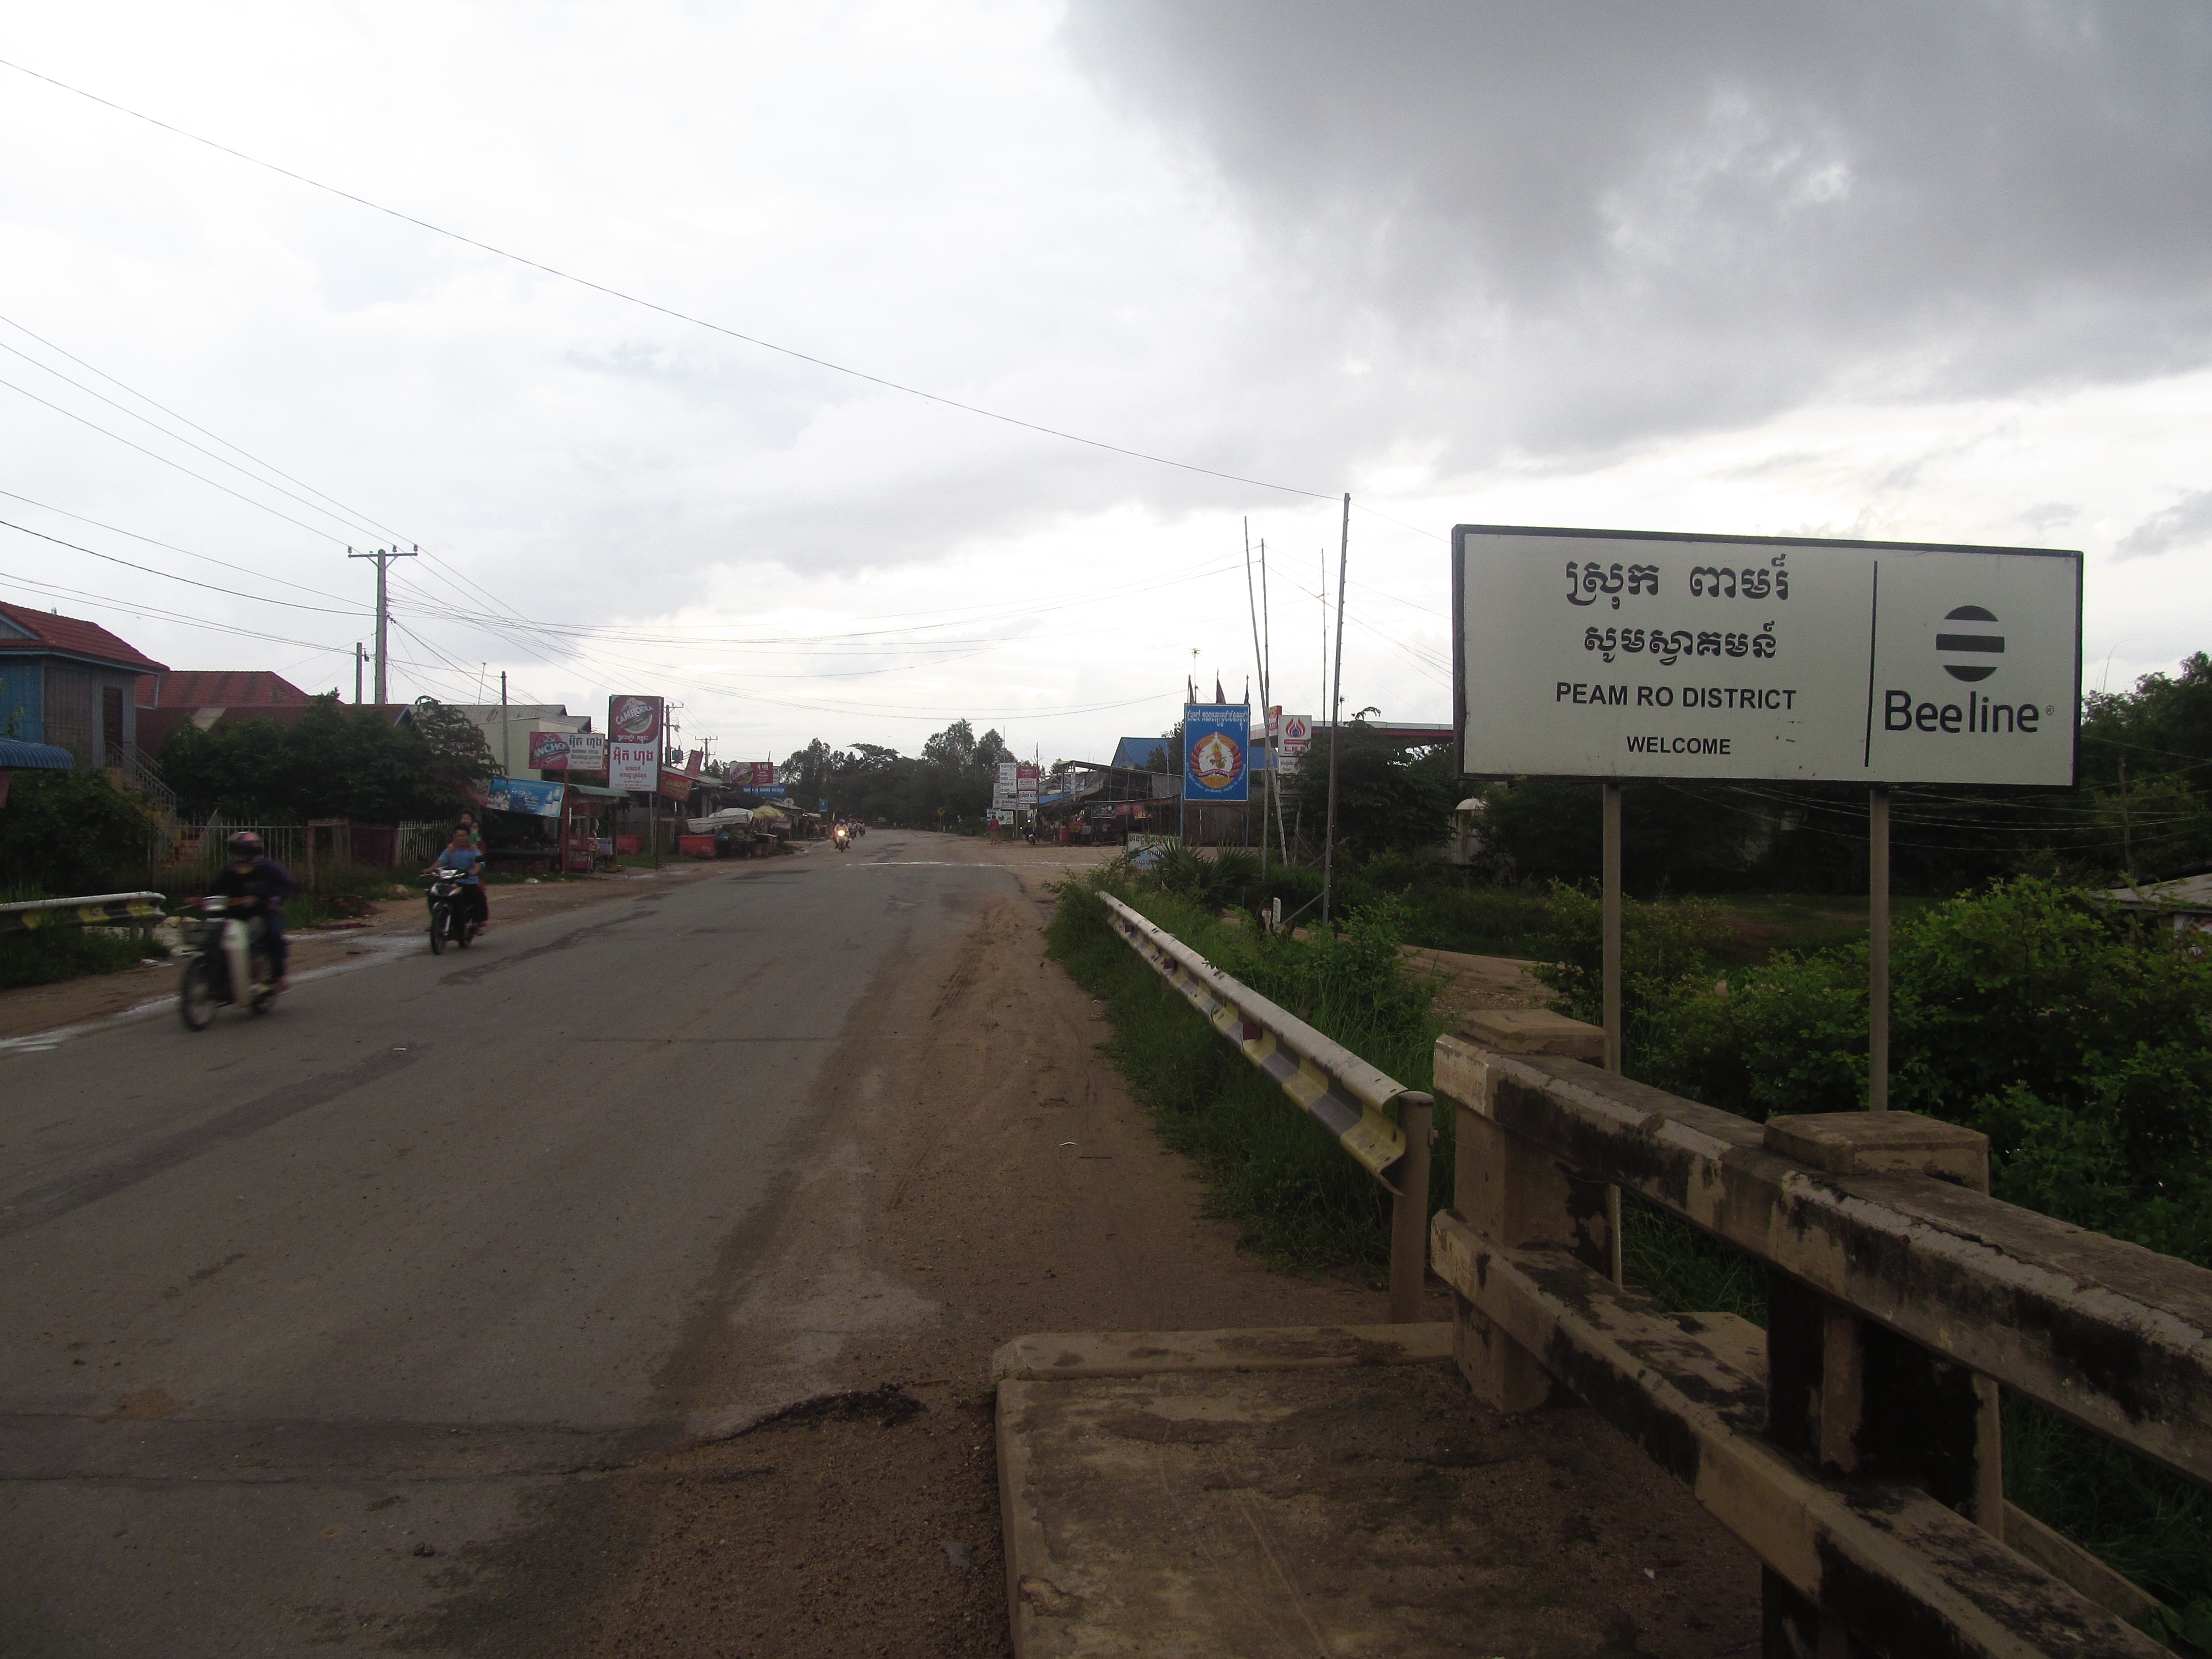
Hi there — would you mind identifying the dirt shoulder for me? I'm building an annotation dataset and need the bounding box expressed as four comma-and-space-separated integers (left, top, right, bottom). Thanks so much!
552, 833, 1758, 1658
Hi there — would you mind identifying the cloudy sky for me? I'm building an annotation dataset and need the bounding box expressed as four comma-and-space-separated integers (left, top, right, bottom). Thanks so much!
2, 1, 2208, 767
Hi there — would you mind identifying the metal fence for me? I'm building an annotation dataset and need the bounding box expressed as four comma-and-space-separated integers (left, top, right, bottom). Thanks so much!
1101, 892, 1435, 1322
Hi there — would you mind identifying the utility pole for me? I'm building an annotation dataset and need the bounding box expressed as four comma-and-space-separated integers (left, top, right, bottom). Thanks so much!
347, 545, 417, 704
499, 671, 509, 776
354, 642, 365, 705
1321, 494, 1351, 926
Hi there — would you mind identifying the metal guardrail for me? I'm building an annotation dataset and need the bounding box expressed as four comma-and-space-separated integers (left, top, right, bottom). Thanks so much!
1431, 1031, 2212, 1656
1100, 892, 1434, 1321
0, 891, 165, 936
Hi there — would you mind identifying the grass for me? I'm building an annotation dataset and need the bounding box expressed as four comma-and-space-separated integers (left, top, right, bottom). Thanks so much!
1045, 873, 1448, 1273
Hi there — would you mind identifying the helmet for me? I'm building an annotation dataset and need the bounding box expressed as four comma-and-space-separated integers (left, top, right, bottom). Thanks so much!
226, 831, 263, 857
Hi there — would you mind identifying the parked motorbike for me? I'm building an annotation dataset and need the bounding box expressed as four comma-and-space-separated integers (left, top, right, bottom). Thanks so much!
177, 895, 279, 1030
426, 871, 478, 954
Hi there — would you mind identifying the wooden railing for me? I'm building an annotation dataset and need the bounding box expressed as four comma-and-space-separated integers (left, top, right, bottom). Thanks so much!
1428, 1027, 2212, 1658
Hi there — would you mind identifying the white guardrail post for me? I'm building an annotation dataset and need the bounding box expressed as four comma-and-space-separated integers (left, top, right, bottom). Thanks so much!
1100, 892, 1433, 1321
0, 891, 166, 936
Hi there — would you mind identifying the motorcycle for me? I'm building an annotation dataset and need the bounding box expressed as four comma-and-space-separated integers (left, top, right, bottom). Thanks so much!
833, 825, 850, 851
177, 896, 280, 1030
426, 870, 478, 953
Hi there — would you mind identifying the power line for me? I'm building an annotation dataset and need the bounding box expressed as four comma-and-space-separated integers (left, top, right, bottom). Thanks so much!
0, 516, 359, 614
0, 55, 1337, 504
0, 334, 388, 542
0, 375, 351, 544
0, 311, 413, 545
0, 487, 358, 605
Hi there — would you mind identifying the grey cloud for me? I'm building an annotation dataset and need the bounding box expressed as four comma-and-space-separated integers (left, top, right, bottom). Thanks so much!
1064, 2, 2212, 462
2116, 490, 2212, 561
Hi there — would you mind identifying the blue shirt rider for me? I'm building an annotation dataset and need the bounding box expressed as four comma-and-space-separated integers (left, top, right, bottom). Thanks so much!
431, 827, 490, 928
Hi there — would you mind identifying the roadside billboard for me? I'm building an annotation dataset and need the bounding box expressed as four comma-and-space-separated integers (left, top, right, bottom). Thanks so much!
993, 760, 1018, 808
1452, 526, 2082, 785
747, 760, 776, 788
527, 731, 570, 771
567, 732, 607, 773
608, 695, 663, 746
609, 742, 657, 792
1016, 762, 1039, 805
1182, 704, 1251, 802
485, 776, 565, 817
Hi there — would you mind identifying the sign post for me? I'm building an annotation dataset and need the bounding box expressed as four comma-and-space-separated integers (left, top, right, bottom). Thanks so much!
1453, 524, 2082, 1111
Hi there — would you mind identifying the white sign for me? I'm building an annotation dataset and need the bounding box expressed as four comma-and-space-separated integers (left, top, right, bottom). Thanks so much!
1278, 713, 1312, 755
1453, 527, 2081, 785
568, 732, 607, 771
1016, 762, 1039, 805
608, 741, 658, 792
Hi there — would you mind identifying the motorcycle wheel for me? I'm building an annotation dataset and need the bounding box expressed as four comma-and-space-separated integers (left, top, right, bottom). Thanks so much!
249, 985, 276, 1015
457, 917, 474, 949
429, 904, 448, 955
178, 957, 217, 1031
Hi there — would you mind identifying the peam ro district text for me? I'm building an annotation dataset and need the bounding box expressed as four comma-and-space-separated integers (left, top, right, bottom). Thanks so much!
1557, 682, 1797, 710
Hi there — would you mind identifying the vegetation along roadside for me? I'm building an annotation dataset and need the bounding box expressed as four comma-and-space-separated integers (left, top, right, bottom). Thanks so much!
1049, 850, 2211, 1649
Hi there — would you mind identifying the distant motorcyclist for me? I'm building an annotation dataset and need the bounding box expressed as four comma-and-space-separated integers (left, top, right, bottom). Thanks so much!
208, 831, 293, 992
426, 827, 490, 931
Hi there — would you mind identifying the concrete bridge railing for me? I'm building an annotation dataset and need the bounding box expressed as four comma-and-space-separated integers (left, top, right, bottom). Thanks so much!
1430, 1026, 2212, 1659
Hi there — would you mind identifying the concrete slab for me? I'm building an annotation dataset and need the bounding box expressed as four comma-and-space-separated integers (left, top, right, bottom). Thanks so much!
997, 1326, 1761, 1657
991, 1323, 1452, 1383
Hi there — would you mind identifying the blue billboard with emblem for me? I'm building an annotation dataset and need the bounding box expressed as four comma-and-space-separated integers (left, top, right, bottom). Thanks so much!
1181, 704, 1251, 803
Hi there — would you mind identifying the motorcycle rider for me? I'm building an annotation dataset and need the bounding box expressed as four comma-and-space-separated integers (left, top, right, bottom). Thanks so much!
207, 830, 293, 993
427, 826, 490, 932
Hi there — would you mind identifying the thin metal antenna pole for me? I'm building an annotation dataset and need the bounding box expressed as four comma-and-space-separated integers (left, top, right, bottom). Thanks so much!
1243, 519, 1268, 871
1261, 538, 1289, 867
1869, 785, 1891, 1112
1321, 493, 1350, 927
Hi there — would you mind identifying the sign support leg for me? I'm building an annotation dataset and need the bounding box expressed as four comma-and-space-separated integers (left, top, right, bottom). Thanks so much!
1601, 781, 1626, 1286
1601, 783, 1623, 1073
1869, 785, 1890, 1113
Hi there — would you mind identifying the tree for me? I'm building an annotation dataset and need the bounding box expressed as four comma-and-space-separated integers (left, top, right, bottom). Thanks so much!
159, 696, 479, 822
1284, 726, 1459, 861
0, 769, 161, 895
974, 727, 1015, 770
408, 698, 497, 791
921, 719, 978, 770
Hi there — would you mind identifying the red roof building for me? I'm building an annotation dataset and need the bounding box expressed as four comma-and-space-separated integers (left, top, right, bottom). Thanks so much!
0, 602, 170, 771
136, 670, 313, 709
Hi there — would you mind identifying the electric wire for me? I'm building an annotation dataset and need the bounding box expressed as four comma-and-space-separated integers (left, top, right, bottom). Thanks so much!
0, 487, 360, 606
0, 311, 414, 545
0, 56, 1337, 504
0, 517, 364, 615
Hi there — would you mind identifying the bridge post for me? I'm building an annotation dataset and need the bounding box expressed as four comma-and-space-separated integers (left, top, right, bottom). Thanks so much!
1438, 1022, 1615, 1413
1758, 1111, 2002, 1657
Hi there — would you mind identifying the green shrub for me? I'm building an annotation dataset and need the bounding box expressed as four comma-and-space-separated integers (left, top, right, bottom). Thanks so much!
0, 770, 160, 895
1046, 869, 1447, 1271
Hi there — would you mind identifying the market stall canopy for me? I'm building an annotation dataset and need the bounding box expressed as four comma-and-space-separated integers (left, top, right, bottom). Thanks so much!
751, 804, 788, 822
687, 807, 754, 833
566, 783, 627, 801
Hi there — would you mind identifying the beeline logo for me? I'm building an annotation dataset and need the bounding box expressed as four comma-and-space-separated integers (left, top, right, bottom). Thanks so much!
1936, 605, 2003, 683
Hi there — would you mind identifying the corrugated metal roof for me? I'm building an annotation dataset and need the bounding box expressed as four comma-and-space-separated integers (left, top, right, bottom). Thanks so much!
0, 602, 168, 672
137, 670, 311, 707
0, 736, 75, 769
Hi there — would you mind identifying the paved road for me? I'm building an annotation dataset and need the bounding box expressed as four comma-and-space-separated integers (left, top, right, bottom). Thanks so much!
0, 837, 1011, 1657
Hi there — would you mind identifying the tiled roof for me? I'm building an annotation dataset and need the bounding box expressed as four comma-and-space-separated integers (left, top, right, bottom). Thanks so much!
0, 602, 169, 672
137, 670, 312, 708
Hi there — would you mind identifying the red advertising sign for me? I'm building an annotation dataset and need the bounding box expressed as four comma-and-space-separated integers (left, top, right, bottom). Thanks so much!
659, 769, 696, 801
528, 731, 570, 771
748, 760, 776, 787
608, 695, 664, 746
